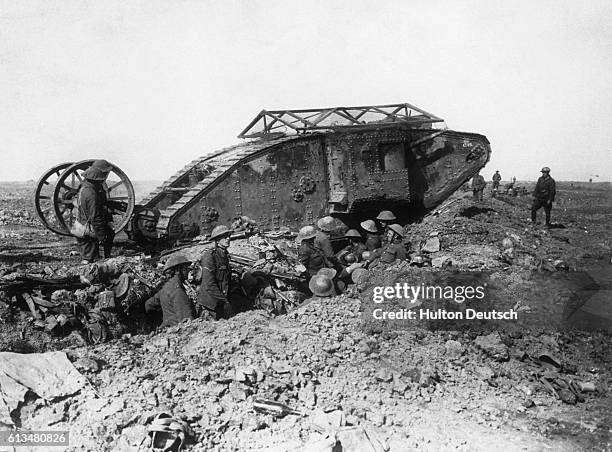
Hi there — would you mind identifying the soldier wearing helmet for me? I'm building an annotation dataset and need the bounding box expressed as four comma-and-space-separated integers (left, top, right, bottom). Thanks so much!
197, 225, 233, 319
338, 229, 367, 264
369, 224, 408, 265
376, 210, 396, 232
531, 167, 556, 227
75, 159, 115, 263
314, 216, 336, 259
359, 219, 382, 251
471, 170, 486, 202
144, 254, 195, 327
492, 170, 502, 191
297, 225, 328, 277
309, 273, 336, 298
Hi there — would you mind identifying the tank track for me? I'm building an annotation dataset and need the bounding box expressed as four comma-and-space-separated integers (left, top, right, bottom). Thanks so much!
140, 136, 303, 237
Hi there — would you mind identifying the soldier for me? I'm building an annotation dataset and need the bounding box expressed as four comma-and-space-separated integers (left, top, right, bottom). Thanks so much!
145, 254, 195, 327
315, 216, 336, 259
531, 167, 556, 227
471, 171, 486, 202
308, 274, 336, 298
376, 210, 397, 245
376, 224, 408, 264
360, 219, 382, 251
492, 170, 501, 190
297, 225, 328, 277
197, 225, 233, 320
339, 229, 367, 264
75, 159, 115, 263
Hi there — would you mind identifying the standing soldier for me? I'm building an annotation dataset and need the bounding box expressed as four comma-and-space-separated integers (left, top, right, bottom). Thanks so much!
197, 225, 233, 320
360, 220, 382, 252
492, 171, 501, 191
471, 171, 486, 202
145, 254, 195, 327
531, 167, 556, 227
76, 159, 115, 264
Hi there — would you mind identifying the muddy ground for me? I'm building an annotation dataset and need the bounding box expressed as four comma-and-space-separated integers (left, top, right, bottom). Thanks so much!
0, 180, 611, 451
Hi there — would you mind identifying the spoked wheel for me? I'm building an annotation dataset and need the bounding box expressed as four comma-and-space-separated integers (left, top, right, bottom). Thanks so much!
52, 160, 136, 234
33, 162, 74, 236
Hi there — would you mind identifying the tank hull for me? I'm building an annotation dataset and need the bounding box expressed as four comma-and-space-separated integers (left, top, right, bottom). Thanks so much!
133, 126, 490, 240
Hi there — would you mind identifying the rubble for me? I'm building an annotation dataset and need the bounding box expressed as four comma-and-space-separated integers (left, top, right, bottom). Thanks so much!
0, 181, 610, 450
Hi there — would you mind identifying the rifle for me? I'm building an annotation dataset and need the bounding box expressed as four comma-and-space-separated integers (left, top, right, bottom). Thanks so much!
0, 275, 87, 297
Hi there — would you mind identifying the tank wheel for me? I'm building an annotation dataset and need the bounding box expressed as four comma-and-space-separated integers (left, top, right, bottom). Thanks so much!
33, 162, 74, 236
299, 176, 316, 194
52, 160, 135, 234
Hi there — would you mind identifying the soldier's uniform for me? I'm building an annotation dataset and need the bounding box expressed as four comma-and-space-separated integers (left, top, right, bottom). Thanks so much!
315, 230, 335, 260
472, 174, 486, 201
531, 169, 556, 226
76, 179, 115, 262
492, 171, 501, 190
298, 240, 327, 277
145, 274, 195, 327
365, 233, 382, 251
347, 242, 367, 260
197, 246, 231, 319
379, 242, 407, 264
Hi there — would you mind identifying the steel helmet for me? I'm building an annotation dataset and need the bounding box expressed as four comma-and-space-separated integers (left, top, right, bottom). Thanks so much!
82, 167, 107, 181
376, 210, 396, 221
163, 254, 191, 272
360, 220, 378, 233
308, 274, 335, 297
541, 167, 550, 173
297, 225, 317, 242
210, 225, 232, 241
316, 216, 335, 232
91, 159, 114, 172
344, 229, 362, 239
388, 224, 405, 238
351, 268, 370, 285
344, 253, 357, 264
316, 267, 337, 279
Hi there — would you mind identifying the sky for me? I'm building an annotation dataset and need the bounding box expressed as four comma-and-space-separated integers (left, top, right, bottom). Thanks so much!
1, 0, 611, 182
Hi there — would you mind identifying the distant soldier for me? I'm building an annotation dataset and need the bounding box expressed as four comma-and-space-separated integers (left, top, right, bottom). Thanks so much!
492, 171, 501, 190
297, 225, 328, 278
197, 225, 233, 320
471, 171, 486, 202
76, 159, 115, 263
531, 167, 556, 227
360, 220, 382, 252
338, 229, 367, 264
145, 254, 195, 327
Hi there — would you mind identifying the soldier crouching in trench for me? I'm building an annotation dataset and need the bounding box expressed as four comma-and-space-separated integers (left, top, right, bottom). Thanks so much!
196, 225, 233, 320
144, 254, 195, 327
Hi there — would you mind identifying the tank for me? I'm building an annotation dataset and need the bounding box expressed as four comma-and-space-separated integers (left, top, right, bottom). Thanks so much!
128, 103, 490, 242
34, 103, 491, 244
